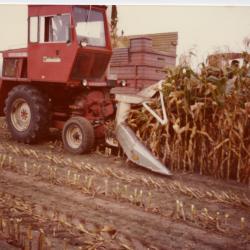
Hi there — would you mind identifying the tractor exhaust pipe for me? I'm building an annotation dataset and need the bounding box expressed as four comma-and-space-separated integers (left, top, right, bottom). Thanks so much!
110, 80, 172, 176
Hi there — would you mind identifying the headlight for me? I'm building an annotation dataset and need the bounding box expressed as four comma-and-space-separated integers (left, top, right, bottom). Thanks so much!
80, 41, 87, 47
80, 38, 88, 47
120, 80, 127, 87
82, 79, 88, 87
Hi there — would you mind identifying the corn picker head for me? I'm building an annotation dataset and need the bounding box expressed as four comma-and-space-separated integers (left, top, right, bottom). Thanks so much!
110, 81, 172, 176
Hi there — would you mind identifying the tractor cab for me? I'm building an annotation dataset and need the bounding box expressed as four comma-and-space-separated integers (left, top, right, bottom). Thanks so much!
28, 5, 112, 83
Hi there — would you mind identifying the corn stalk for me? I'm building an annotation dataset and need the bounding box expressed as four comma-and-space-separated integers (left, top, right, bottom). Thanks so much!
127, 53, 250, 184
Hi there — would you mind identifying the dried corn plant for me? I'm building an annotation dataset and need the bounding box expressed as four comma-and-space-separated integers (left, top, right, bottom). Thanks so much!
127, 52, 250, 184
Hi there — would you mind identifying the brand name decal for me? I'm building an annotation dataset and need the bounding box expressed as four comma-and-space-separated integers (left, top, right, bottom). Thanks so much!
43, 56, 61, 63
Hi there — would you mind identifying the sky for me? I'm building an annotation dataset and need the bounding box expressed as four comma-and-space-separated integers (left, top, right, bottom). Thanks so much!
117, 6, 250, 67
2, 0, 250, 5
0, 4, 249, 67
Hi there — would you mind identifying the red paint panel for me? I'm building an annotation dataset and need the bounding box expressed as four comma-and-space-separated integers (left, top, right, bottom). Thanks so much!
3, 48, 28, 58
70, 48, 111, 81
29, 5, 72, 17
28, 42, 78, 83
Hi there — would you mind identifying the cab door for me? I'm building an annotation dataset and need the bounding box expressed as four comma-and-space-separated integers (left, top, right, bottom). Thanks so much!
28, 14, 77, 83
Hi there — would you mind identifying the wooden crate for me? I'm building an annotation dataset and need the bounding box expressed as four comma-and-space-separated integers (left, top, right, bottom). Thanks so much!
110, 37, 176, 90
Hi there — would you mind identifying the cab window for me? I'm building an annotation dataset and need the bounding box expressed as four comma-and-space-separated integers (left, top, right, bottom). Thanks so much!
29, 16, 38, 43
73, 7, 106, 47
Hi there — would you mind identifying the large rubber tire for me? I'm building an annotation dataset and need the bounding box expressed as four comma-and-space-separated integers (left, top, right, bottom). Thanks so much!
62, 116, 95, 154
4, 85, 50, 144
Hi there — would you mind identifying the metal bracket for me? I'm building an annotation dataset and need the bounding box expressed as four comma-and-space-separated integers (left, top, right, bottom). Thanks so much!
142, 82, 168, 125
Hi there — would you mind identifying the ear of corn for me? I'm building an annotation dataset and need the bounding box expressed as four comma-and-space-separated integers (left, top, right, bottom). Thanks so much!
127, 53, 250, 184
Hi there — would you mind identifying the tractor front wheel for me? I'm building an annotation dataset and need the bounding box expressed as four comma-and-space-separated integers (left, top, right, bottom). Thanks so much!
62, 116, 95, 154
4, 85, 50, 144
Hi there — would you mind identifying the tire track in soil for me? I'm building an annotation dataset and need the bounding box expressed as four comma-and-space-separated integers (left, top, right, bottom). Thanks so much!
0, 170, 245, 250
0, 118, 250, 249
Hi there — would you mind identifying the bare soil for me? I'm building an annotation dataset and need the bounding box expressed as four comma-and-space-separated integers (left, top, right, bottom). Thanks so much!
0, 117, 249, 250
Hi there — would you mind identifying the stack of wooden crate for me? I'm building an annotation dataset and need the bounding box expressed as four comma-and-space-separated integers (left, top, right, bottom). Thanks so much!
109, 37, 176, 90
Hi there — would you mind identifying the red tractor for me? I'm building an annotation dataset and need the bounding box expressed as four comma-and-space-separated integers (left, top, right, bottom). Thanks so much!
0, 5, 171, 176
0, 5, 116, 154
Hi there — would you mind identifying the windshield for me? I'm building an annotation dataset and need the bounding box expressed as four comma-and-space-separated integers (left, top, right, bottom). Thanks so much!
73, 7, 106, 47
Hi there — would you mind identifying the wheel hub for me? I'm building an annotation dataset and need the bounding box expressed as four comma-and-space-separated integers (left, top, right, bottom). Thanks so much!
11, 98, 31, 132
66, 125, 83, 149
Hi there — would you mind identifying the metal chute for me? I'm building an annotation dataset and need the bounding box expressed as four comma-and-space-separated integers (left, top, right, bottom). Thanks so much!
109, 80, 172, 176
116, 123, 171, 175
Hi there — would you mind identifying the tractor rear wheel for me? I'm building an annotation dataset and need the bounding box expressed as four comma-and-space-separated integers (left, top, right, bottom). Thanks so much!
62, 116, 95, 154
4, 85, 50, 144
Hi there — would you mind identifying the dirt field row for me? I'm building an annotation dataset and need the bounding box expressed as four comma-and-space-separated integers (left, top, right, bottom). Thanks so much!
0, 118, 249, 250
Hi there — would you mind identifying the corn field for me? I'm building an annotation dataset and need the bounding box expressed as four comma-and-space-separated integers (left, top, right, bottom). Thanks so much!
127, 53, 250, 184
0, 114, 249, 248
